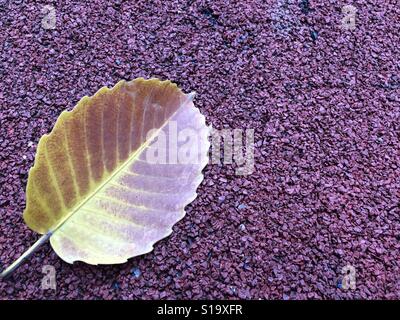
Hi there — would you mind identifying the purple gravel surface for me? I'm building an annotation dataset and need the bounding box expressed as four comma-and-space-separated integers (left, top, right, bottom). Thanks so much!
0, 0, 400, 299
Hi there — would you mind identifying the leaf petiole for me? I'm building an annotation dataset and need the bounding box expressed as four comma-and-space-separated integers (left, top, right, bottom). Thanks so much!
0, 232, 52, 279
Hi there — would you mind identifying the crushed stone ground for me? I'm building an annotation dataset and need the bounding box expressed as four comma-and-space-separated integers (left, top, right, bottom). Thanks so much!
0, 0, 399, 299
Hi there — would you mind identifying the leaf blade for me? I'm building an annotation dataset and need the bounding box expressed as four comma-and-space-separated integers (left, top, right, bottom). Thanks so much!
23, 78, 209, 264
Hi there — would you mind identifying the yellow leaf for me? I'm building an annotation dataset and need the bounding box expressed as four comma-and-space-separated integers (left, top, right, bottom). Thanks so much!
6, 78, 209, 270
